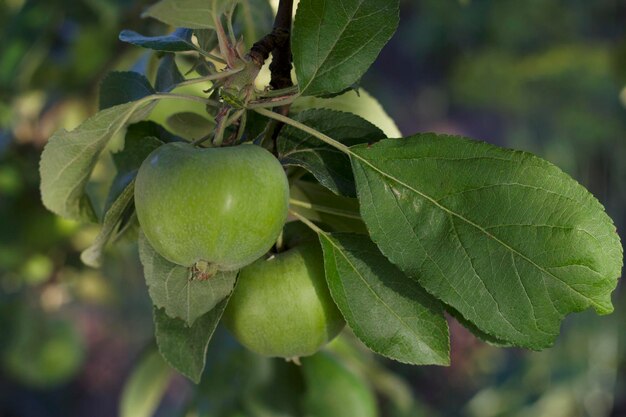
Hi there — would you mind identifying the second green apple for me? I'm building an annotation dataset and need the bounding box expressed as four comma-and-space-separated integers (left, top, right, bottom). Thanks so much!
224, 240, 345, 358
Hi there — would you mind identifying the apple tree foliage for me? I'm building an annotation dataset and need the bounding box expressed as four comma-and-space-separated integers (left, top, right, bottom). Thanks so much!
39, 0, 622, 391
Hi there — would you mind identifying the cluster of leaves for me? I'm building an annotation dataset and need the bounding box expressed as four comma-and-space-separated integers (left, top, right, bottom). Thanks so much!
39, 0, 622, 390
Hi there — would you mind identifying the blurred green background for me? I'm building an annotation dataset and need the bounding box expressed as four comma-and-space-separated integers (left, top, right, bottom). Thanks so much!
1, 0, 625, 416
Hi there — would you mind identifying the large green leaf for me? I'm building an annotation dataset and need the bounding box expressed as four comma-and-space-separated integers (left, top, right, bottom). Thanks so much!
278, 109, 383, 197
351, 134, 623, 349
80, 181, 135, 268
40, 99, 157, 221
292, 0, 399, 97
153, 301, 228, 383
143, 0, 237, 29
320, 233, 450, 365
139, 233, 236, 326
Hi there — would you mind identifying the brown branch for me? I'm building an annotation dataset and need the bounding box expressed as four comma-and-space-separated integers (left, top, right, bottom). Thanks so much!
269, 0, 294, 91
246, 0, 295, 153
248, 27, 290, 68
247, 0, 294, 93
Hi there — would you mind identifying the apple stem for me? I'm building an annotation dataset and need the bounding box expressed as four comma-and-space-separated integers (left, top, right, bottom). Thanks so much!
247, 94, 298, 109
256, 85, 299, 98
175, 68, 244, 89
227, 109, 246, 125
197, 49, 227, 65
191, 133, 214, 147
231, 111, 248, 145
289, 198, 362, 220
212, 108, 232, 147
289, 210, 325, 236
275, 230, 285, 252
286, 356, 302, 366
153, 93, 220, 108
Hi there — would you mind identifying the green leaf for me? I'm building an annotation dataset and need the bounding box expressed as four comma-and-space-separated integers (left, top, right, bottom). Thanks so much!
155, 54, 185, 92
290, 180, 366, 234
234, 0, 273, 50
99, 71, 155, 110
154, 301, 228, 383
445, 305, 513, 348
139, 233, 236, 326
119, 348, 173, 417
292, 89, 402, 138
246, 109, 270, 143
320, 233, 450, 365
105, 123, 164, 211
301, 351, 377, 417
194, 29, 218, 54
119, 28, 197, 52
143, 0, 237, 29
80, 181, 136, 268
166, 112, 215, 140
40, 99, 157, 221
351, 134, 623, 349
278, 109, 383, 197
292, 0, 399, 97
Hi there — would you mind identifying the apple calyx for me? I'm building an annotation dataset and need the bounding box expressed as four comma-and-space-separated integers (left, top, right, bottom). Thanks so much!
192, 260, 219, 281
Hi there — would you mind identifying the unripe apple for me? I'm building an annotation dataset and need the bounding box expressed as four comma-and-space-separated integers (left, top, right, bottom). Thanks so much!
301, 352, 377, 417
134, 143, 289, 271
223, 240, 345, 358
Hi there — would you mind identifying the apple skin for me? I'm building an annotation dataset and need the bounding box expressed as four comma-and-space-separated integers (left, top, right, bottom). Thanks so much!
134, 142, 289, 270
223, 241, 345, 358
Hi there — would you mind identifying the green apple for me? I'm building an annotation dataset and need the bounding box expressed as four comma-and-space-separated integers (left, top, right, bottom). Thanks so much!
134, 143, 289, 271
223, 240, 345, 358
301, 351, 377, 417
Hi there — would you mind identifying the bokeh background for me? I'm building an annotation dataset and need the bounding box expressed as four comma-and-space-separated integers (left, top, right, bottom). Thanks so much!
1, 0, 625, 416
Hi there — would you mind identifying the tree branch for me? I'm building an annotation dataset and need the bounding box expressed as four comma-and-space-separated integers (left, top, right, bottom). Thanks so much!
247, 0, 295, 153
268, 0, 294, 91
248, 0, 294, 90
